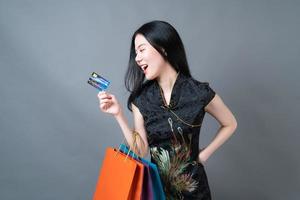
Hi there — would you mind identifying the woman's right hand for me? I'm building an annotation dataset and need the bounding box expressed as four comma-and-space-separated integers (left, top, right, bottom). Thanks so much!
97, 91, 121, 116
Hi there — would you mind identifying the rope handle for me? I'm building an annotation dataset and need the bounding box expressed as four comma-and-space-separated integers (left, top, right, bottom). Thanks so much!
114, 130, 141, 161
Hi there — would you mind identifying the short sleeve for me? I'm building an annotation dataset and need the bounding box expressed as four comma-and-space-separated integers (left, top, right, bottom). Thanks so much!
203, 83, 216, 107
193, 80, 216, 107
131, 81, 155, 117
132, 95, 146, 116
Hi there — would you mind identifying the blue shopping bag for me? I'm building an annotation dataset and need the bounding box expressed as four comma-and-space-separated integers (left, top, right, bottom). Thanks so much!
119, 144, 166, 200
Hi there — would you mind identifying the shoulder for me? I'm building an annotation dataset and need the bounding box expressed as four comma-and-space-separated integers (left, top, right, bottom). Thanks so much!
186, 76, 216, 106
189, 76, 209, 87
185, 76, 213, 91
131, 80, 155, 111
134, 80, 155, 100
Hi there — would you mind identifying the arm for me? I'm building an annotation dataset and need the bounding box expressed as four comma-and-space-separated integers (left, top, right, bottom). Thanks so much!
198, 94, 238, 163
98, 91, 149, 157
114, 103, 149, 157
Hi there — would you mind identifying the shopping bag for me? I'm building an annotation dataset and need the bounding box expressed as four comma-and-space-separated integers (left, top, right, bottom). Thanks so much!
93, 147, 144, 200
120, 144, 166, 200
141, 160, 166, 200
141, 163, 154, 200
118, 143, 153, 200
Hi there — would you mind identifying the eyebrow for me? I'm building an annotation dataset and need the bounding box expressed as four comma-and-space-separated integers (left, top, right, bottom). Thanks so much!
135, 43, 146, 51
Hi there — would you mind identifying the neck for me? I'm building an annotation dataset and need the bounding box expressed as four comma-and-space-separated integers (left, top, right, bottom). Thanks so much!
156, 65, 179, 93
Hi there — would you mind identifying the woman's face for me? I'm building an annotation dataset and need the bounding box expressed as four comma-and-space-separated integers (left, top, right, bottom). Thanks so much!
134, 34, 166, 80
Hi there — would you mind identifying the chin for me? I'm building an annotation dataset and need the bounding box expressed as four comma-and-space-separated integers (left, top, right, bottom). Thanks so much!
144, 76, 153, 81
145, 73, 157, 81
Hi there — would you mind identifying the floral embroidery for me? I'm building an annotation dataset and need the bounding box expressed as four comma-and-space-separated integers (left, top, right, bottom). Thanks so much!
150, 118, 198, 200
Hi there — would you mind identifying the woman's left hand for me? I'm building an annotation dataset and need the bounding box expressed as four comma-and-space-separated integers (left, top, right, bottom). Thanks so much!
197, 148, 208, 164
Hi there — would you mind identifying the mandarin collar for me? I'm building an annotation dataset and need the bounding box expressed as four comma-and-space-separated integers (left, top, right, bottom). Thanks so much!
154, 72, 188, 109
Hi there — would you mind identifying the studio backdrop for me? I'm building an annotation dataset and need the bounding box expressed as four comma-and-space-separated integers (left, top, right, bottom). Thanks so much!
0, 0, 299, 199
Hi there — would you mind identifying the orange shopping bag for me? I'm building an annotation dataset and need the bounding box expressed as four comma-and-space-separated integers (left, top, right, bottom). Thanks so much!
93, 147, 144, 200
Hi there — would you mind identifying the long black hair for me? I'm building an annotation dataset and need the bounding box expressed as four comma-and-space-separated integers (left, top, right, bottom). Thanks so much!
125, 20, 192, 111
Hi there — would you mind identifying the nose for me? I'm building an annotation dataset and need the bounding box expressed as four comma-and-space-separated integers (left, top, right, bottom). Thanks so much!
135, 53, 142, 64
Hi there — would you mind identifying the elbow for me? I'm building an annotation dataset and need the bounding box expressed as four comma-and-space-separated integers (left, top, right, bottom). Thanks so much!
231, 118, 238, 133
222, 118, 237, 134
221, 118, 237, 133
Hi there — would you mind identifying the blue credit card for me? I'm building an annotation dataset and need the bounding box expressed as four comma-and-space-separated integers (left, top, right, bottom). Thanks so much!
87, 72, 110, 91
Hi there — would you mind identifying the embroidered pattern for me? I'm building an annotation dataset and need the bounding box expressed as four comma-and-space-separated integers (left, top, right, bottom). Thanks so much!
150, 118, 198, 200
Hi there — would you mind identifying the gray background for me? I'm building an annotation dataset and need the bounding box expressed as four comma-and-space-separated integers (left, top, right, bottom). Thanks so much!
0, 0, 299, 199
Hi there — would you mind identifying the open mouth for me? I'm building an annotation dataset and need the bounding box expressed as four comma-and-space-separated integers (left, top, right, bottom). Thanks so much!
141, 65, 148, 72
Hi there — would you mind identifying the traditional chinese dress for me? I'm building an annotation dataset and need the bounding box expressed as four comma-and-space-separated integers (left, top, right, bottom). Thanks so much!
133, 73, 215, 200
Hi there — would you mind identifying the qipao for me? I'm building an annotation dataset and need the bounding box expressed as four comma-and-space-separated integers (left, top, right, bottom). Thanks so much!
133, 73, 216, 200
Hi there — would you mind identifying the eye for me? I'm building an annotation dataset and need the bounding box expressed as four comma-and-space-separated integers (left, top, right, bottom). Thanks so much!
135, 47, 146, 55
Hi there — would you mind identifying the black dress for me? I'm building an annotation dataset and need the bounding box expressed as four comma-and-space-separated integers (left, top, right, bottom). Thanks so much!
133, 73, 216, 200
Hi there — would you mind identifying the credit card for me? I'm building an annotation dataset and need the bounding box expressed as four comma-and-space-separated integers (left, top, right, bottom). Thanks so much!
87, 72, 110, 91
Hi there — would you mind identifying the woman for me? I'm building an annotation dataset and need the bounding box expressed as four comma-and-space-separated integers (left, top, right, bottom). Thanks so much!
98, 20, 237, 200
